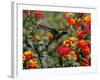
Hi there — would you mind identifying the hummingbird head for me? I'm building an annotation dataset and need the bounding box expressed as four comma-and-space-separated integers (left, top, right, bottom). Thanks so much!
58, 29, 67, 34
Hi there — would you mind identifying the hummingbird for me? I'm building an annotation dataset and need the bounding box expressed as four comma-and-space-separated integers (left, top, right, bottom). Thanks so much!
38, 19, 67, 40
38, 19, 68, 52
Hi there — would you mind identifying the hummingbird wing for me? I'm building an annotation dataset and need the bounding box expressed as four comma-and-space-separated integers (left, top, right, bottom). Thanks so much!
38, 19, 57, 32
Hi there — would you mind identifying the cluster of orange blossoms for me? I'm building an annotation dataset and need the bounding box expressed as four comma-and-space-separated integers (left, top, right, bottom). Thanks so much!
26, 59, 39, 69
77, 39, 90, 55
63, 37, 77, 46
23, 51, 34, 60
23, 51, 39, 69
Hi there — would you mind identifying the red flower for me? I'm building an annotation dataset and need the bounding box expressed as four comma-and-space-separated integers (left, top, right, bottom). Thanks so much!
76, 30, 85, 39
84, 26, 91, 35
80, 58, 91, 66
76, 26, 91, 39
82, 45, 90, 55
67, 17, 75, 25
77, 39, 90, 55
74, 21, 83, 29
57, 45, 71, 57
34, 11, 44, 18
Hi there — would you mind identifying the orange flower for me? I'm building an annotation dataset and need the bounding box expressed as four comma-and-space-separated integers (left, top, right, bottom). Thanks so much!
67, 50, 78, 61
32, 34, 41, 41
67, 17, 75, 25
27, 59, 40, 69
84, 15, 91, 22
84, 15, 91, 26
77, 39, 88, 48
63, 37, 77, 46
23, 51, 34, 60
47, 32, 53, 39
35, 35, 40, 40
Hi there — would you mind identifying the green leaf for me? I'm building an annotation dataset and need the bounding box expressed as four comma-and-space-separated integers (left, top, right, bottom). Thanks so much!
68, 59, 75, 64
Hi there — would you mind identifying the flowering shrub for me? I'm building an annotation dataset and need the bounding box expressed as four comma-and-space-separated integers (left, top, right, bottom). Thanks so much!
23, 10, 91, 69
